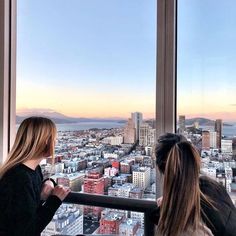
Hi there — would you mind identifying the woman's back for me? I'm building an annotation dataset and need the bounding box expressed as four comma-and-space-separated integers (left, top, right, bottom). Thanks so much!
152, 176, 236, 236
200, 176, 236, 236
0, 164, 43, 235
154, 133, 236, 236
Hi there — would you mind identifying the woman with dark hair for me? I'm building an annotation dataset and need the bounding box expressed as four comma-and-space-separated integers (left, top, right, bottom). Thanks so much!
153, 133, 236, 236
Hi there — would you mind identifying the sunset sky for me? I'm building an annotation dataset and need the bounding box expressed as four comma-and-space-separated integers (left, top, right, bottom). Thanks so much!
16, 0, 236, 121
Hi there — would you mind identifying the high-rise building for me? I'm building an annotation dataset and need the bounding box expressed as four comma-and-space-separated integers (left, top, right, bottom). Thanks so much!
124, 118, 136, 144
215, 119, 222, 149
132, 167, 151, 190
202, 130, 210, 150
232, 138, 236, 159
131, 112, 143, 141
178, 115, 186, 134
84, 171, 105, 220
139, 123, 156, 147
210, 131, 217, 149
221, 139, 233, 155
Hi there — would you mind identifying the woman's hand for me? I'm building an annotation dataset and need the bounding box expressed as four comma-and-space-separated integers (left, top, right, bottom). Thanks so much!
41, 180, 54, 201
157, 196, 163, 207
51, 185, 71, 201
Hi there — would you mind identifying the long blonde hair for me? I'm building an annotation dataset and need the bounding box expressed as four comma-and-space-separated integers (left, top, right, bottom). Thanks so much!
0, 117, 57, 178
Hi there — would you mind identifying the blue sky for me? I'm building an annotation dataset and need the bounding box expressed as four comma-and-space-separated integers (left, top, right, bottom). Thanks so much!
17, 0, 156, 118
17, 0, 236, 121
178, 0, 236, 121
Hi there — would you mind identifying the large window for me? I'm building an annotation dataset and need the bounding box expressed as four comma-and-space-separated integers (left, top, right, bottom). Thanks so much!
177, 0, 236, 200
17, 0, 157, 235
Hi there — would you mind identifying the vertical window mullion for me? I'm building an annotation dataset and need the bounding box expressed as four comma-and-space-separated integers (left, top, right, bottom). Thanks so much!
156, 0, 177, 197
0, 0, 16, 164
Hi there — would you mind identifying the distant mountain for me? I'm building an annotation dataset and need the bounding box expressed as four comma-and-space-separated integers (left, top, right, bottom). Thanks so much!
16, 109, 126, 124
185, 117, 233, 126
17, 108, 70, 119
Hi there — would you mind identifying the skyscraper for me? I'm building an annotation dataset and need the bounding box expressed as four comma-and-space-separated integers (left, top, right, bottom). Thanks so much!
178, 115, 186, 134
232, 138, 236, 159
210, 131, 217, 149
202, 130, 210, 150
124, 118, 136, 144
131, 112, 143, 142
215, 119, 222, 149
139, 123, 156, 147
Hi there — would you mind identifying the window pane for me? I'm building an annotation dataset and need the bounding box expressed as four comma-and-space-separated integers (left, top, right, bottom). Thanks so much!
177, 0, 236, 202
17, 0, 157, 234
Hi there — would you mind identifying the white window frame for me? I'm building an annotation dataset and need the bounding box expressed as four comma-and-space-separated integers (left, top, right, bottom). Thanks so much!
0, 0, 16, 164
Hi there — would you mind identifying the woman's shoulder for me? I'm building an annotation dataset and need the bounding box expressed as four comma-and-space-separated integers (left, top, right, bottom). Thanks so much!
0, 164, 33, 187
200, 175, 227, 195
200, 175, 234, 204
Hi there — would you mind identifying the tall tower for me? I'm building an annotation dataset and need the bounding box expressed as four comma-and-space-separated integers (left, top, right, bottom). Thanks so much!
202, 130, 210, 150
232, 138, 236, 160
215, 119, 222, 149
178, 115, 186, 134
124, 118, 136, 144
209, 131, 217, 149
131, 112, 143, 142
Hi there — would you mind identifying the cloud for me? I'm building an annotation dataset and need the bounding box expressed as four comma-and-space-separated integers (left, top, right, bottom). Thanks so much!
230, 104, 236, 106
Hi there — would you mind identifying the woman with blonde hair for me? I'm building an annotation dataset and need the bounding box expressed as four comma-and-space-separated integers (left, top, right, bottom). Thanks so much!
153, 133, 236, 236
0, 117, 70, 236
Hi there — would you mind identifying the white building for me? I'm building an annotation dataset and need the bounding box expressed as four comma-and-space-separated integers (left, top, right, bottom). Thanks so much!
132, 167, 151, 190
41, 204, 83, 236
119, 219, 140, 236
221, 139, 233, 154
108, 183, 136, 198
104, 167, 119, 177
130, 212, 144, 229
210, 131, 217, 149
225, 167, 233, 192
103, 152, 119, 159
139, 123, 156, 147
145, 146, 153, 156
102, 136, 123, 146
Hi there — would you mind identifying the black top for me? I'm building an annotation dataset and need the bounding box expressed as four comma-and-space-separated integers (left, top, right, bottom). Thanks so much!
0, 164, 62, 236
151, 176, 236, 236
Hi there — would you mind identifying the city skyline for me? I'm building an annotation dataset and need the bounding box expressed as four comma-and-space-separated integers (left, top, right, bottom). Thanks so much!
16, 0, 236, 121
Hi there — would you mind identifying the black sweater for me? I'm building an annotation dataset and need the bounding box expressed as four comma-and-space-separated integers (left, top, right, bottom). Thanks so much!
0, 164, 62, 236
151, 176, 236, 236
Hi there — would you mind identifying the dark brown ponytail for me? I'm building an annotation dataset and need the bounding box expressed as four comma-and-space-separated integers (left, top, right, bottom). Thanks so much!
156, 137, 202, 235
